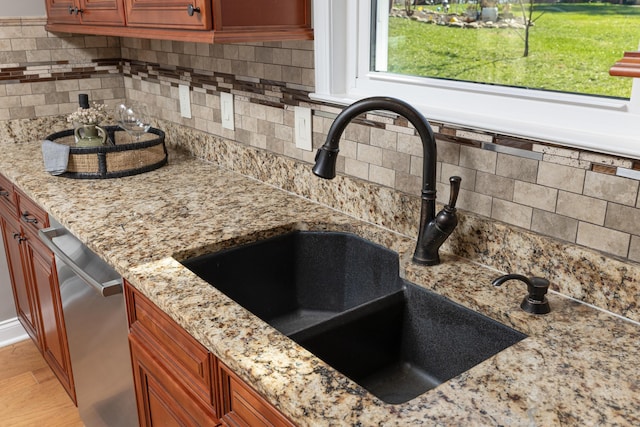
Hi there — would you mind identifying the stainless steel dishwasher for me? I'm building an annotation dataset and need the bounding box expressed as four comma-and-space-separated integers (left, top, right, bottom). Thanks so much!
39, 218, 137, 427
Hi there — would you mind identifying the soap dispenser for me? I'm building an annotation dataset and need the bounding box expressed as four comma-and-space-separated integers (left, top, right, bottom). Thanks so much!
492, 274, 551, 314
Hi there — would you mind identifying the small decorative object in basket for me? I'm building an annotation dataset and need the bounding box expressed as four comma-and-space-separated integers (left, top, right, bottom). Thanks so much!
44, 126, 168, 179
67, 102, 109, 147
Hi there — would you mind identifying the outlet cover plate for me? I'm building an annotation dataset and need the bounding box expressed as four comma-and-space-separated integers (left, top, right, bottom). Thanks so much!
179, 84, 192, 119
294, 106, 312, 151
221, 92, 235, 130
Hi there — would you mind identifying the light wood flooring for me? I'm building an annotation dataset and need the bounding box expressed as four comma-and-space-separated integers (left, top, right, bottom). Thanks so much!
0, 339, 84, 427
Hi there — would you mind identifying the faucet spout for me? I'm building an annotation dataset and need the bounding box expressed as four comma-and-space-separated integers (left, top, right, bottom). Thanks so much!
313, 96, 458, 266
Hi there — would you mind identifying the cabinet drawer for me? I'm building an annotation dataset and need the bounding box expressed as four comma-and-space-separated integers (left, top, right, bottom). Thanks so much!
219, 362, 295, 427
16, 192, 49, 234
125, 282, 215, 409
0, 173, 17, 218
124, 0, 212, 30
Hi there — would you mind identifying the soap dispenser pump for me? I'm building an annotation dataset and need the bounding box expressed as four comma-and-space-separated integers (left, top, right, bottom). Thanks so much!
492, 274, 551, 314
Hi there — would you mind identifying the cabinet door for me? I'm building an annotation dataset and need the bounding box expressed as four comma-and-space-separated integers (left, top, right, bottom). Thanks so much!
46, 0, 81, 24
124, 0, 212, 30
26, 237, 76, 404
213, 0, 312, 43
79, 0, 126, 26
129, 332, 218, 427
218, 362, 295, 427
0, 215, 41, 348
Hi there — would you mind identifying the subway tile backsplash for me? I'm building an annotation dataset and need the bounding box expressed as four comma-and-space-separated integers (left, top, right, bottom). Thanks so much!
2, 17, 640, 321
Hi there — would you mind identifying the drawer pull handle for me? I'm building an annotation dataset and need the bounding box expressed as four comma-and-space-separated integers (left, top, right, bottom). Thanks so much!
13, 233, 26, 243
68, 6, 82, 15
0, 190, 8, 197
187, 4, 200, 16
21, 212, 38, 224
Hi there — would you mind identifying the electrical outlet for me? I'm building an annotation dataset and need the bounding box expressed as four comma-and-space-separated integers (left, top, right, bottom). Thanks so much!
221, 92, 235, 130
294, 106, 312, 151
179, 84, 192, 119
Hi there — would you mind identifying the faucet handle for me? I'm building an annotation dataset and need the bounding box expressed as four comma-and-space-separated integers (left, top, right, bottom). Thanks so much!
446, 176, 461, 209
492, 274, 551, 315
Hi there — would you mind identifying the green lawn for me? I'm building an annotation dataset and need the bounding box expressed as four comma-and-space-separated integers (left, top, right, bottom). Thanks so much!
387, 3, 639, 98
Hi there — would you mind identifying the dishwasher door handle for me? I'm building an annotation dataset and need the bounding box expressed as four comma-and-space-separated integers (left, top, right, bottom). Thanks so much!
39, 227, 123, 297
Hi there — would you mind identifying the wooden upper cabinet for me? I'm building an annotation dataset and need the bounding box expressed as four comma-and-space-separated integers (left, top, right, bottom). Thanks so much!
45, 0, 312, 43
46, 0, 125, 26
213, 0, 312, 42
124, 0, 212, 30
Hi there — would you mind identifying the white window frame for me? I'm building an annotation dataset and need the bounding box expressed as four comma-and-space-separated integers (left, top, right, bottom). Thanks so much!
311, 0, 640, 160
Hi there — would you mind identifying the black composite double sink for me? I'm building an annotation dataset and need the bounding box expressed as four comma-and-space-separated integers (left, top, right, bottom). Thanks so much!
181, 231, 526, 404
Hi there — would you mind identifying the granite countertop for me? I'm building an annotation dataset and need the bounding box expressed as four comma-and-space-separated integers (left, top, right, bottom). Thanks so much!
1, 136, 639, 426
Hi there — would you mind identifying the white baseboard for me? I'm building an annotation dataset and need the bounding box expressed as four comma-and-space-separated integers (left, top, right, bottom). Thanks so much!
0, 318, 28, 348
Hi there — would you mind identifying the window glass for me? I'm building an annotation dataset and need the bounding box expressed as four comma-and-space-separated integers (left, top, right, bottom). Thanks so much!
312, 0, 640, 158
376, 1, 638, 99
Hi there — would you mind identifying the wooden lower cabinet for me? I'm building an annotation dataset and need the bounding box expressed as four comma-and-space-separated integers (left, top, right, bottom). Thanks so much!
27, 236, 76, 403
0, 182, 76, 404
124, 281, 296, 427
0, 214, 40, 346
130, 332, 219, 427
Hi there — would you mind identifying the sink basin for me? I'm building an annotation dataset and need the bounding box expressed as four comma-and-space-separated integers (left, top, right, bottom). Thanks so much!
180, 231, 526, 404
180, 231, 404, 335
292, 280, 526, 404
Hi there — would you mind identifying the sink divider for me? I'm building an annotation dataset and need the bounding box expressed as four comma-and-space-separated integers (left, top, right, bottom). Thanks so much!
287, 289, 406, 342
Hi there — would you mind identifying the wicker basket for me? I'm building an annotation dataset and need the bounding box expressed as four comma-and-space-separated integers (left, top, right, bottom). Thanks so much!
45, 126, 168, 179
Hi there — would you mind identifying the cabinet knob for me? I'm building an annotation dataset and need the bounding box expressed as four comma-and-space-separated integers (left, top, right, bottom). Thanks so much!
68, 6, 74, 14
187, 4, 201, 16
